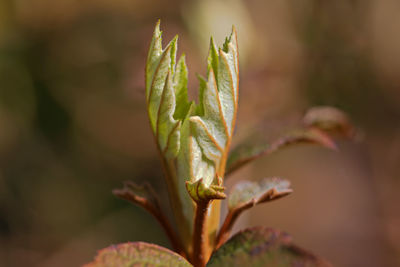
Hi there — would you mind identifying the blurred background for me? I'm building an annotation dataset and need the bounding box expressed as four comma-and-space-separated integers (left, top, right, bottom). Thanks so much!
0, 0, 399, 266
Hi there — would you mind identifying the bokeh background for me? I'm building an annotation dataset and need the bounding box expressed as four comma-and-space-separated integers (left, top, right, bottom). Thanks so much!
1, 0, 399, 266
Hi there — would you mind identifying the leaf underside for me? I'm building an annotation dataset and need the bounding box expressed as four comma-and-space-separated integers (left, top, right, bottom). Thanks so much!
207, 227, 330, 267
85, 242, 192, 267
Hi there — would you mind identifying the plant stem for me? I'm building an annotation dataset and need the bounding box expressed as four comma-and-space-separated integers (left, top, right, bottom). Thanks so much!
215, 209, 240, 249
113, 187, 185, 257
150, 204, 187, 257
161, 157, 192, 254
191, 200, 211, 267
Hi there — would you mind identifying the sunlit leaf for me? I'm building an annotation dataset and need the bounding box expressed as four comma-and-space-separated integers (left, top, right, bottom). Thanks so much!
144, 22, 239, 251
182, 29, 239, 187
173, 55, 191, 120
85, 242, 192, 267
145, 21, 185, 159
179, 28, 238, 199
208, 227, 330, 267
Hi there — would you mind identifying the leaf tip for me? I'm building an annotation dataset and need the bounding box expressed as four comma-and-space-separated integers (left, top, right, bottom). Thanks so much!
231, 25, 237, 38
154, 19, 162, 37
171, 34, 179, 43
209, 36, 217, 48
179, 53, 186, 62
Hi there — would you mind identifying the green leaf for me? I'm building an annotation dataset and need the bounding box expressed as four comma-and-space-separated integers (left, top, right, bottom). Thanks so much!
145, 22, 183, 158
228, 177, 292, 211
176, 28, 238, 251
180, 27, 239, 188
85, 242, 192, 267
208, 227, 330, 267
207, 37, 219, 79
143, 22, 240, 252
174, 55, 190, 120
226, 128, 337, 176
157, 71, 181, 157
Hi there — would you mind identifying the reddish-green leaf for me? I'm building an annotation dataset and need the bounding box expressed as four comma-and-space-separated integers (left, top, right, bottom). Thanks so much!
208, 227, 330, 267
228, 177, 292, 211
226, 128, 337, 176
303, 106, 354, 137
85, 242, 192, 267
216, 178, 292, 248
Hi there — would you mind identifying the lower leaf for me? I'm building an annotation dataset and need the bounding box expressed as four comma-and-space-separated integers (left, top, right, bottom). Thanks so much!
208, 227, 330, 267
85, 242, 192, 267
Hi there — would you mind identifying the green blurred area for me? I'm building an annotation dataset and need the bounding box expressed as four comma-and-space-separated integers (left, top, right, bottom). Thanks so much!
0, 0, 399, 266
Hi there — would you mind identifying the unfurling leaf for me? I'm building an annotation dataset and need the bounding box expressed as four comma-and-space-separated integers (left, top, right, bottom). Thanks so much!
144, 22, 239, 253
145, 20, 188, 158
180, 29, 239, 187
85, 242, 192, 267
216, 178, 292, 248
303, 106, 355, 137
186, 178, 226, 203
228, 177, 292, 211
209, 227, 330, 267
144, 22, 194, 250
178, 31, 238, 256
226, 127, 337, 176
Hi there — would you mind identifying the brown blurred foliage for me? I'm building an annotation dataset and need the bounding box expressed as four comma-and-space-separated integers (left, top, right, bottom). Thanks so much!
0, 0, 399, 266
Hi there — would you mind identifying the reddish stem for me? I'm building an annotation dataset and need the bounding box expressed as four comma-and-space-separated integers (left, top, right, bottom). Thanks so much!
148, 205, 186, 257
114, 189, 185, 257
191, 201, 210, 267
215, 207, 245, 249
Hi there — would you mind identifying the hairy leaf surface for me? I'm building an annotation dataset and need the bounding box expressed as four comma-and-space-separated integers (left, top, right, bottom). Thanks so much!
182, 28, 239, 191
145, 21, 188, 158
85, 242, 192, 267
208, 228, 330, 267
144, 22, 239, 251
